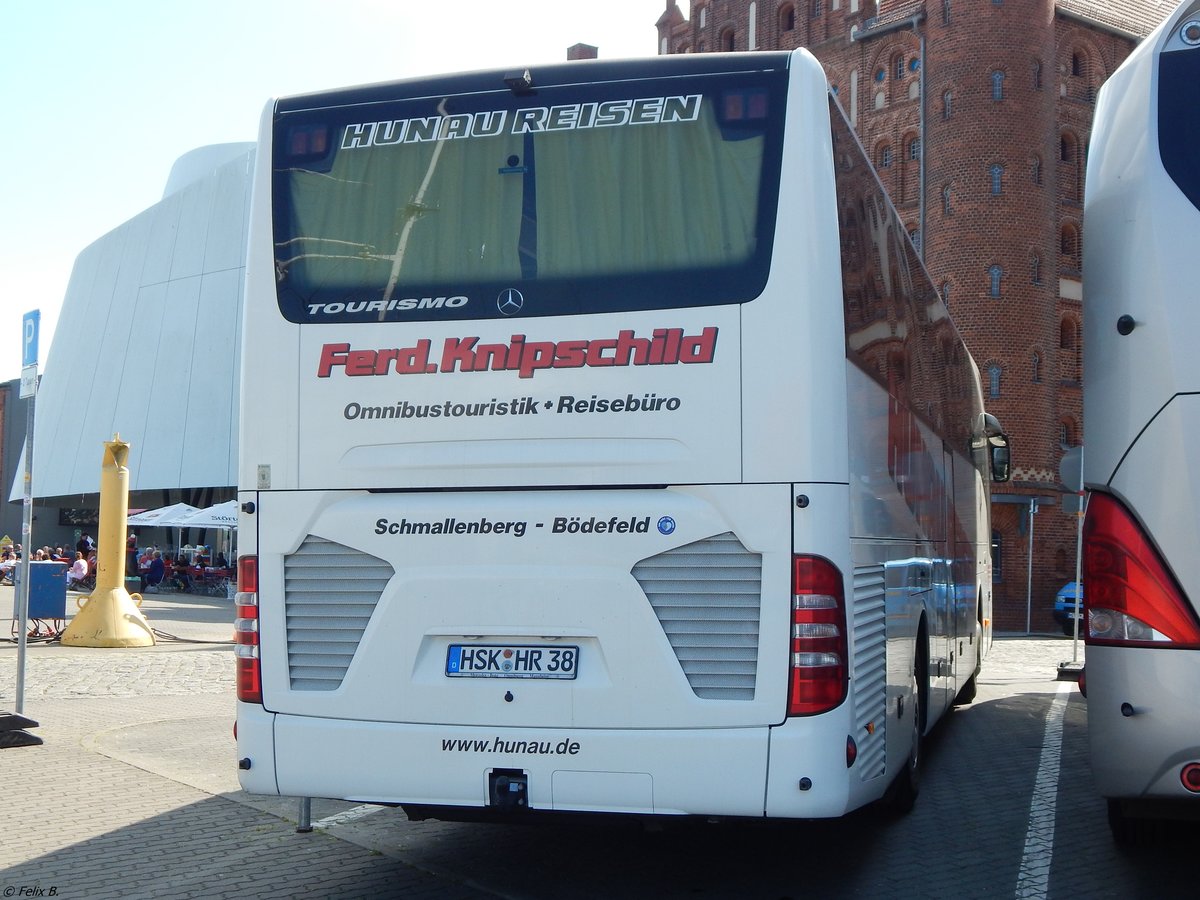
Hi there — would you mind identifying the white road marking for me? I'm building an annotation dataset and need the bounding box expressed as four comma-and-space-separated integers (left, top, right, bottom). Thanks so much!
311, 803, 384, 829
1015, 681, 1072, 899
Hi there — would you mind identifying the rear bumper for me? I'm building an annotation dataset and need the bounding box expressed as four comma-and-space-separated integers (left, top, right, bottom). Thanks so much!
239, 706, 768, 815
235, 703, 870, 818
1085, 645, 1200, 802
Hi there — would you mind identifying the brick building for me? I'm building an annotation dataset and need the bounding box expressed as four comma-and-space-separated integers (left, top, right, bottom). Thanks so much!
655, 0, 1175, 631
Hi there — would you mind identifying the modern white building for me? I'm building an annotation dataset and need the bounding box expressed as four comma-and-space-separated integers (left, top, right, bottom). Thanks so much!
8, 143, 253, 550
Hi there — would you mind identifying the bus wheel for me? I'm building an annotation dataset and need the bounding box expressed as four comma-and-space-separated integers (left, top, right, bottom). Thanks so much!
885, 636, 926, 814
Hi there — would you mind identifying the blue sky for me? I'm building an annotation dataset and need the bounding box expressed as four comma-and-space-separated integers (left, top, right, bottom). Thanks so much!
0, 0, 666, 381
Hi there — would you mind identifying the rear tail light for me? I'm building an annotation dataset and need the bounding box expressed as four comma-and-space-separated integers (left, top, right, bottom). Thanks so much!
1083, 493, 1200, 649
1181, 763, 1200, 794
235, 555, 261, 704
788, 556, 848, 716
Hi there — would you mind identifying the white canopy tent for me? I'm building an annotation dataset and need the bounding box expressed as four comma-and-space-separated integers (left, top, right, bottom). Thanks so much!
127, 502, 201, 527
175, 500, 238, 568
126, 502, 202, 565
177, 500, 238, 530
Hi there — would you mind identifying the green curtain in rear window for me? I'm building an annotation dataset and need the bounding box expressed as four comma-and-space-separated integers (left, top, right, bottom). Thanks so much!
280, 101, 763, 293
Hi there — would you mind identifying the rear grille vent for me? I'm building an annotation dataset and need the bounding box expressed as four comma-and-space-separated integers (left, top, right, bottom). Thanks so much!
852, 564, 888, 780
283, 536, 394, 691
632, 532, 762, 701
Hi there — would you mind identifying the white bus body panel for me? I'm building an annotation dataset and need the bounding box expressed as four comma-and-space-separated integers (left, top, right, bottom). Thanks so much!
296, 309, 741, 490
1083, 2, 1200, 806
255, 484, 795, 729
1085, 9, 1200, 497
1085, 645, 1200, 798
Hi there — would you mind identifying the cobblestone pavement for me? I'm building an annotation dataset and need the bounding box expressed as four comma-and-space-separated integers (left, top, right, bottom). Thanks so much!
1, 589, 234, 702
0, 649, 232, 700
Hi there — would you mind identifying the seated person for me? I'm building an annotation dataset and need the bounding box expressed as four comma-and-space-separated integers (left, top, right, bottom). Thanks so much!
139, 550, 166, 592
171, 557, 193, 592
0, 549, 15, 583
67, 551, 90, 589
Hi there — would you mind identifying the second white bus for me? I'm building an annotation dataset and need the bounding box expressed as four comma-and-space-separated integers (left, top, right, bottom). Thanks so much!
235, 48, 1009, 821
1082, 0, 1200, 844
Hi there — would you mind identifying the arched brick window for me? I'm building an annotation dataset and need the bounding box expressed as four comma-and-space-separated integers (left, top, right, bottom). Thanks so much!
1060, 317, 1082, 382
1060, 132, 1076, 162
988, 265, 1003, 297
987, 363, 1002, 398
780, 3, 796, 31
991, 70, 1005, 101
990, 163, 1004, 195
1060, 222, 1080, 263
720, 27, 736, 51
1060, 318, 1077, 350
1060, 418, 1078, 448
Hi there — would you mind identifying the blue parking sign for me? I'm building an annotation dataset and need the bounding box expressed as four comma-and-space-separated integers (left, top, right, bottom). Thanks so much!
22, 310, 39, 368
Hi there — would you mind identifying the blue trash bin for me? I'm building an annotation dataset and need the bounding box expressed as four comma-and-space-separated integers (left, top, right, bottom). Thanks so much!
13, 561, 68, 619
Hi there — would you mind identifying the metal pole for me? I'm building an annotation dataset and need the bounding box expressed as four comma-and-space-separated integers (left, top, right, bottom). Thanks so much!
1025, 499, 1037, 635
15, 392, 35, 714
1071, 447, 1086, 661
917, 24, 927, 262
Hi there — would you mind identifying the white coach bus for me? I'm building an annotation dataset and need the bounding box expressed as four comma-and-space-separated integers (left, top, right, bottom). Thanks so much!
1082, 1, 1200, 843
235, 49, 1009, 821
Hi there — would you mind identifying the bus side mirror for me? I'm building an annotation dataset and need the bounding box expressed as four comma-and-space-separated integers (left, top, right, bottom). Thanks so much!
989, 435, 1011, 483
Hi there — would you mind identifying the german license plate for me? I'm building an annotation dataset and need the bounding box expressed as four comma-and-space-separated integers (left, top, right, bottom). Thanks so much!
446, 644, 579, 679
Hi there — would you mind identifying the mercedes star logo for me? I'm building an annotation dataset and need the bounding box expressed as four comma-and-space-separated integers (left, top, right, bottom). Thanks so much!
497, 288, 524, 316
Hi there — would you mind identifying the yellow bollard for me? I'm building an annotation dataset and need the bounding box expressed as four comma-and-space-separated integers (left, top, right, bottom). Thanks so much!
61, 436, 155, 647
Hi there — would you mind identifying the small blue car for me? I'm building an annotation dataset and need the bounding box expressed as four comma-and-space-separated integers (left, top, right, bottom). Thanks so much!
1053, 581, 1084, 636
